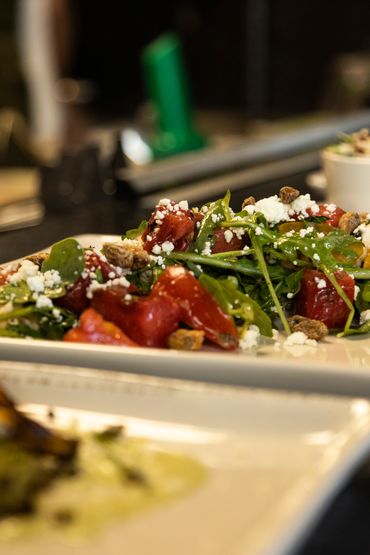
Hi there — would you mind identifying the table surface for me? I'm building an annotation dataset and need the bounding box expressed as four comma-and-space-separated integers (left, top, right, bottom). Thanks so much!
0, 170, 370, 555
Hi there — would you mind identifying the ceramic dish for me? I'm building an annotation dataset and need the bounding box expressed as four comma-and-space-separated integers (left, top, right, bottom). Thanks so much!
3, 235, 370, 398
2, 361, 370, 555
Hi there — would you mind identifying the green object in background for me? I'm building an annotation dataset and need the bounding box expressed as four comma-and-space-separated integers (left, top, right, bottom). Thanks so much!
142, 33, 207, 159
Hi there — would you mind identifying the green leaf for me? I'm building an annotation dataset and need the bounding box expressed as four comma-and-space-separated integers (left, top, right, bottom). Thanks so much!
41, 238, 85, 284
199, 274, 272, 337
4, 306, 77, 339
170, 251, 286, 280
194, 194, 230, 253
123, 220, 148, 240
0, 281, 32, 305
95, 268, 104, 284
339, 319, 370, 337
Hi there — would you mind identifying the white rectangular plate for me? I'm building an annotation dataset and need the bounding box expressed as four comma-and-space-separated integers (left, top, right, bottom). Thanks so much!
2, 234, 370, 398
2, 361, 370, 555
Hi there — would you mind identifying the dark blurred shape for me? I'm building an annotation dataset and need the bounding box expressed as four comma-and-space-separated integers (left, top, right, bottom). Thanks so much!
67, 0, 370, 122
41, 145, 103, 213
321, 52, 370, 112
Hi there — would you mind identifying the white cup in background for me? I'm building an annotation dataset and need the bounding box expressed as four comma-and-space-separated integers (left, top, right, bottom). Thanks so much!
321, 149, 370, 212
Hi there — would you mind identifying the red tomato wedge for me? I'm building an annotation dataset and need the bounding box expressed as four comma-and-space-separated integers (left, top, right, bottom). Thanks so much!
211, 228, 246, 254
296, 269, 355, 329
306, 204, 345, 227
56, 251, 121, 315
142, 201, 196, 253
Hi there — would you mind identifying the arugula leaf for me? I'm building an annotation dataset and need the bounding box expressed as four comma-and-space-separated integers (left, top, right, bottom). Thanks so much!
170, 251, 286, 280
41, 238, 85, 283
199, 274, 272, 337
338, 319, 370, 337
0, 282, 32, 305
3, 306, 77, 340
122, 220, 148, 240
194, 193, 230, 253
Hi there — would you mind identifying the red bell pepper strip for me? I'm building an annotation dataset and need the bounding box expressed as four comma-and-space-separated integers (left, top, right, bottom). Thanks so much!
63, 308, 138, 346
151, 266, 239, 350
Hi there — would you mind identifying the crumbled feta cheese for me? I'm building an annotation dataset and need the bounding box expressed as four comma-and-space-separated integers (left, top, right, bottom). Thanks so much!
161, 241, 175, 254
152, 244, 162, 255
272, 329, 280, 341
232, 227, 245, 240
224, 230, 234, 243
284, 332, 317, 346
26, 275, 45, 293
158, 198, 171, 206
36, 295, 53, 309
355, 223, 370, 249
239, 324, 260, 349
178, 200, 188, 210
201, 241, 212, 256
8, 260, 39, 284
313, 253, 320, 262
314, 277, 326, 289
43, 270, 61, 288
360, 310, 370, 324
299, 226, 314, 238
325, 203, 337, 213
255, 226, 263, 236
354, 285, 360, 300
287, 292, 294, 299
52, 308, 61, 320
254, 195, 288, 225
291, 194, 319, 215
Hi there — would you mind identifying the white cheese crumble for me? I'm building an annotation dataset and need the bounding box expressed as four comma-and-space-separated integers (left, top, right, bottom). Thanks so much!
201, 241, 212, 256
224, 229, 234, 243
314, 277, 326, 289
8, 260, 39, 284
152, 244, 162, 255
360, 310, 370, 324
255, 226, 263, 236
35, 295, 53, 309
284, 332, 317, 346
161, 241, 175, 254
239, 324, 260, 349
354, 285, 360, 300
86, 275, 130, 299
158, 198, 171, 206
355, 223, 370, 249
313, 253, 320, 262
178, 200, 189, 210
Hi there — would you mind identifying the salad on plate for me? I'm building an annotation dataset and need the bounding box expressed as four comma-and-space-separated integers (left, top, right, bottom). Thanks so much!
2, 186, 370, 352
327, 128, 370, 157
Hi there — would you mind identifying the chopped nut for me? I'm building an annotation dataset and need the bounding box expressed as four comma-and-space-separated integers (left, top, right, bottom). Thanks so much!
338, 212, 361, 235
279, 186, 300, 204
102, 242, 150, 270
167, 329, 205, 351
26, 252, 49, 268
288, 315, 328, 341
242, 196, 256, 208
